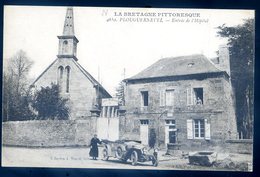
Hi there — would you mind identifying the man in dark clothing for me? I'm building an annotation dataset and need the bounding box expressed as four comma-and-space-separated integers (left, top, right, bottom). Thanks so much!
89, 134, 102, 160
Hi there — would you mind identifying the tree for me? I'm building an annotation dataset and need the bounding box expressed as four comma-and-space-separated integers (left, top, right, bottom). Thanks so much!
32, 83, 69, 120
115, 69, 126, 106
217, 19, 254, 139
3, 50, 35, 121
115, 81, 125, 106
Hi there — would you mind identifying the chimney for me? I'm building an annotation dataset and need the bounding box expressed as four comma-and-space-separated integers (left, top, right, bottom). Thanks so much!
217, 44, 231, 76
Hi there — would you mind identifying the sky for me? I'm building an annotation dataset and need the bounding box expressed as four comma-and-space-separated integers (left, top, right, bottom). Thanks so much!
3, 6, 254, 96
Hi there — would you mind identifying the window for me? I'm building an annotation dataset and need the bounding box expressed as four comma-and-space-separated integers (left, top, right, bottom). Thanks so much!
160, 90, 165, 106
140, 120, 149, 125
165, 120, 176, 129
73, 41, 77, 56
187, 119, 210, 140
160, 89, 175, 107
165, 89, 174, 106
194, 119, 205, 138
213, 79, 223, 91
62, 40, 68, 53
141, 91, 149, 106
65, 66, 70, 93
57, 66, 64, 85
165, 120, 175, 125
187, 62, 195, 67
165, 119, 177, 144
187, 87, 203, 105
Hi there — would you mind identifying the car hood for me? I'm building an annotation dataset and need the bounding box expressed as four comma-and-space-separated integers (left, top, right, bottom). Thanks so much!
124, 141, 146, 149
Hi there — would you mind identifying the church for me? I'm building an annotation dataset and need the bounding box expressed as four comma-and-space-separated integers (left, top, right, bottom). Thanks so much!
32, 7, 111, 119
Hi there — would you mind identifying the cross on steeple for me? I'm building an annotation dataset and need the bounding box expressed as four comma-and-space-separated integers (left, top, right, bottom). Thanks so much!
57, 7, 79, 61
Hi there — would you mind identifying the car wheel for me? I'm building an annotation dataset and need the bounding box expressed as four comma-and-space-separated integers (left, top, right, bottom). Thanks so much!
102, 148, 109, 161
130, 151, 138, 166
116, 147, 124, 159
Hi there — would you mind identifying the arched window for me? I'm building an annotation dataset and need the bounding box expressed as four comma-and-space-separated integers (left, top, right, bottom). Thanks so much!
65, 66, 70, 93
57, 66, 64, 91
62, 40, 68, 53
57, 66, 64, 83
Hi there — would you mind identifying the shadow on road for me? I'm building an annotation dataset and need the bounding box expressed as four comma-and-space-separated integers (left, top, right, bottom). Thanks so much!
100, 158, 155, 167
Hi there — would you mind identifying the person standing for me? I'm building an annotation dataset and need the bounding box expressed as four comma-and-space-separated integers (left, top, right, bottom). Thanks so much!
89, 134, 101, 160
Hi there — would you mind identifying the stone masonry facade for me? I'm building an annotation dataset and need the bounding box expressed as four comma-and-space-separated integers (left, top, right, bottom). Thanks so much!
119, 50, 238, 150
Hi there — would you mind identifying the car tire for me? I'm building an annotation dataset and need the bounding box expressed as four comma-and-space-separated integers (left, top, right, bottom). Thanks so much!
116, 147, 124, 159
130, 151, 138, 166
102, 148, 109, 161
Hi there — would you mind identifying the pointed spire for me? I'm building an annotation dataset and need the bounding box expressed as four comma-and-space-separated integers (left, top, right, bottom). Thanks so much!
57, 7, 79, 61
63, 7, 74, 36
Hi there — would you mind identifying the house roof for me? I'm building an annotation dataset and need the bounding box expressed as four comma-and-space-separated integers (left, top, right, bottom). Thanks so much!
127, 54, 222, 80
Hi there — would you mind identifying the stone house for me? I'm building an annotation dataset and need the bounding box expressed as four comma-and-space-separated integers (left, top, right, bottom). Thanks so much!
121, 48, 238, 150
32, 7, 111, 119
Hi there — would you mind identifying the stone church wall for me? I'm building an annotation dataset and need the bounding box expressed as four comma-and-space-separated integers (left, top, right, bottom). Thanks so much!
33, 58, 97, 119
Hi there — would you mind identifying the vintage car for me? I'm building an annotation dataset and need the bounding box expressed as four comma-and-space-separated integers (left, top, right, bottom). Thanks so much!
101, 139, 158, 166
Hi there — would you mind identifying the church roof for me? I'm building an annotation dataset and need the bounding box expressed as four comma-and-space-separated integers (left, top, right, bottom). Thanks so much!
127, 54, 222, 81
71, 60, 111, 97
31, 59, 111, 97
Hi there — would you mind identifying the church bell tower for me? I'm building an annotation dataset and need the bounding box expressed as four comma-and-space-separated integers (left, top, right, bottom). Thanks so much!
57, 7, 79, 61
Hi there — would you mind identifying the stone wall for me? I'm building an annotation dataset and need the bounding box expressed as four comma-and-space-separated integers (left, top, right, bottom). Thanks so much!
223, 139, 253, 154
123, 75, 238, 149
2, 120, 97, 147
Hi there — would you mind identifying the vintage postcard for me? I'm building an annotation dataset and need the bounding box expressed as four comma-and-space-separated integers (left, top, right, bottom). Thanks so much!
2, 6, 254, 171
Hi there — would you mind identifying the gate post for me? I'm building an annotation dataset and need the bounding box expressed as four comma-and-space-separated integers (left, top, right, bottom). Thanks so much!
118, 106, 127, 140
90, 107, 101, 117
90, 107, 101, 137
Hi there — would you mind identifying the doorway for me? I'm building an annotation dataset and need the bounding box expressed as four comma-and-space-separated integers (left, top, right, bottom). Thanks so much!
140, 120, 149, 145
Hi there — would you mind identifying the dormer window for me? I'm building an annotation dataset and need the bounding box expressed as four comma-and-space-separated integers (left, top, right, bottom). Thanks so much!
188, 62, 195, 67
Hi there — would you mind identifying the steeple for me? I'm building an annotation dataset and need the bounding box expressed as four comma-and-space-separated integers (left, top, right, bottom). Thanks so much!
63, 7, 74, 35
57, 7, 79, 61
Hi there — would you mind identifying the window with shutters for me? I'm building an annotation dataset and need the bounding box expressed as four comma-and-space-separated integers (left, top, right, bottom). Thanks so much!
194, 119, 205, 138
187, 119, 210, 140
160, 89, 175, 107
187, 87, 203, 105
160, 90, 165, 107
141, 91, 149, 106
165, 89, 174, 106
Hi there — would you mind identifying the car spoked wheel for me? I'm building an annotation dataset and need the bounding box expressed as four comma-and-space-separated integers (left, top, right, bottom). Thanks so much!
116, 147, 124, 159
130, 151, 138, 166
102, 148, 109, 161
